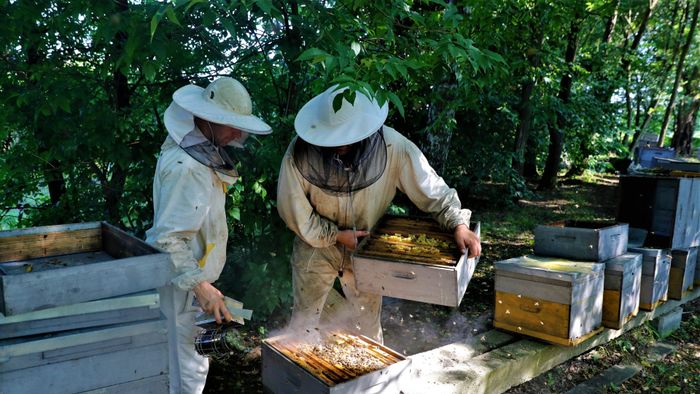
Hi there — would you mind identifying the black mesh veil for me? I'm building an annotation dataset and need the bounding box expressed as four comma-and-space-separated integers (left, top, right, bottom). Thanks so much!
181, 139, 239, 178
292, 128, 387, 195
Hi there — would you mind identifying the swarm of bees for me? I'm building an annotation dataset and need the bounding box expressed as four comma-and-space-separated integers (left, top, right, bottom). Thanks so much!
378, 232, 450, 256
298, 336, 387, 376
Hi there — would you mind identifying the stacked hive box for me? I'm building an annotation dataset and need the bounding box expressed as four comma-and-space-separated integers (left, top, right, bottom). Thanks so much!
668, 247, 697, 300
0, 222, 172, 393
495, 221, 642, 345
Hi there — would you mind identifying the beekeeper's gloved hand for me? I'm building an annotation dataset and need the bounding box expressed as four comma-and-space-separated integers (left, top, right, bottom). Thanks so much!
193, 281, 233, 324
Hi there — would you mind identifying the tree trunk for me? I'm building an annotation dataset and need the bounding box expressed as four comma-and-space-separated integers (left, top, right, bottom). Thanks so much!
671, 66, 700, 155
103, 0, 130, 225
539, 11, 582, 190
512, 6, 545, 176
658, 0, 699, 146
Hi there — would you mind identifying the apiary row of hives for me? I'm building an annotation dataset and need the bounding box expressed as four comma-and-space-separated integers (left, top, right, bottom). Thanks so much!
0, 222, 173, 393
493, 221, 698, 346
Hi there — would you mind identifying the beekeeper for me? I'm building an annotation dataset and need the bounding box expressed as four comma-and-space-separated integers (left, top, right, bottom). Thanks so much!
145, 77, 271, 393
277, 85, 481, 343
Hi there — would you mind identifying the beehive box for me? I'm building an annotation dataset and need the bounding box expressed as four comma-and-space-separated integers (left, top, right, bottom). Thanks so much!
628, 247, 671, 311
534, 221, 628, 262
353, 216, 480, 307
0, 222, 171, 316
656, 157, 700, 173
602, 253, 642, 329
635, 146, 675, 168
0, 291, 160, 340
262, 332, 411, 393
494, 255, 605, 346
696, 248, 700, 286
618, 176, 700, 249
0, 318, 168, 394
668, 248, 697, 300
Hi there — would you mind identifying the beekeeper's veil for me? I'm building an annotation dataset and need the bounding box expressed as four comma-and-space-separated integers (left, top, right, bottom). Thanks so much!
292, 85, 389, 195
163, 77, 272, 179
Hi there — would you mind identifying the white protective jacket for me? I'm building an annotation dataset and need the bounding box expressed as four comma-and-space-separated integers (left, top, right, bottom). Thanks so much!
277, 126, 471, 245
145, 134, 235, 291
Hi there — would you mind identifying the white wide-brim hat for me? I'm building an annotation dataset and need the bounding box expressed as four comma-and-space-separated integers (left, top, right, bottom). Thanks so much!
164, 77, 271, 145
294, 85, 388, 147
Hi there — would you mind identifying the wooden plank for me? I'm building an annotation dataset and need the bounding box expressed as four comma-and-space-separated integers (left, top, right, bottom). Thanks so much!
1, 341, 168, 394
0, 223, 102, 263
494, 291, 570, 340
492, 321, 603, 347
402, 287, 700, 394
0, 253, 170, 316
80, 375, 169, 394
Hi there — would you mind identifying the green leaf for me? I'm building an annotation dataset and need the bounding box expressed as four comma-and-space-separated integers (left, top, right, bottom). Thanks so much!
143, 62, 156, 81
165, 5, 181, 26
297, 48, 330, 63
350, 41, 361, 56
230, 207, 241, 221
386, 91, 405, 117
332, 93, 344, 112
149, 12, 163, 40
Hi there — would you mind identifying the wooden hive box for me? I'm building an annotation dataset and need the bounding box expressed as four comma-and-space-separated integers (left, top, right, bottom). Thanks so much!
494, 255, 605, 346
628, 247, 671, 311
0, 222, 171, 316
0, 291, 161, 340
262, 332, 411, 394
533, 221, 628, 262
0, 318, 169, 394
602, 253, 642, 329
352, 216, 480, 307
618, 175, 700, 249
668, 247, 697, 300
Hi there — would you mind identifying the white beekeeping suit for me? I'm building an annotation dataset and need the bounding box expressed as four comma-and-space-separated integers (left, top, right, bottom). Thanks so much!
277, 85, 480, 343
146, 77, 271, 394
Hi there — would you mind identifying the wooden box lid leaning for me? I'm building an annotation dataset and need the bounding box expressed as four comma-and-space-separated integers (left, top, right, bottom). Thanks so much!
352, 215, 480, 307
494, 255, 605, 346
602, 253, 643, 329
628, 247, 671, 311
534, 220, 629, 262
0, 222, 171, 316
668, 247, 698, 300
262, 332, 411, 393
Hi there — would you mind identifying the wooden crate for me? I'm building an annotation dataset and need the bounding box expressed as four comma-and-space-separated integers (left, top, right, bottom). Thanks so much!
602, 253, 642, 329
493, 255, 605, 346
533, 221, 628, 262
618, 176, 700, 249
628, 247, 671, 311
0, 319, 168, 394
0, 291, 160, 340
668, 248, 697, 300
262, 333, 411, 394
0, 222, 171, 316
352, 216, 480, 307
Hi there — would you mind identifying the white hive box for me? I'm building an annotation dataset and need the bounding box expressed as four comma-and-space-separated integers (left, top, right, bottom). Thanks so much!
494, 255, 605, 346
353, 216, 479, 307
0, 222, 171, 316
534, 221, 628, 262
628, 247, 671, 311
602, 253, 642, 329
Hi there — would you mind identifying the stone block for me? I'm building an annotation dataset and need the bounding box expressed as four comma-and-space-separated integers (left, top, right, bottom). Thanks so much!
651, 307, 683, 338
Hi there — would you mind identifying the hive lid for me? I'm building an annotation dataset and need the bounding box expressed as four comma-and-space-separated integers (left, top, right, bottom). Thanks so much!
628, 246, 670, 258
605, 253, 643, 273
494, 255, 605, 282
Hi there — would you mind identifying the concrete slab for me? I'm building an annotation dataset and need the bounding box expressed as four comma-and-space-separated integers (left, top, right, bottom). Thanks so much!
564, 364, 641, 394
651, 307, 683, 338
645, 341, 677, 362
402, 286, 700, 394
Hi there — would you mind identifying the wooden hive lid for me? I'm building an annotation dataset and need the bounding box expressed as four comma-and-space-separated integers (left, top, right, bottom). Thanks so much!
604, 253, 643, 273
494, 255, 605, 283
